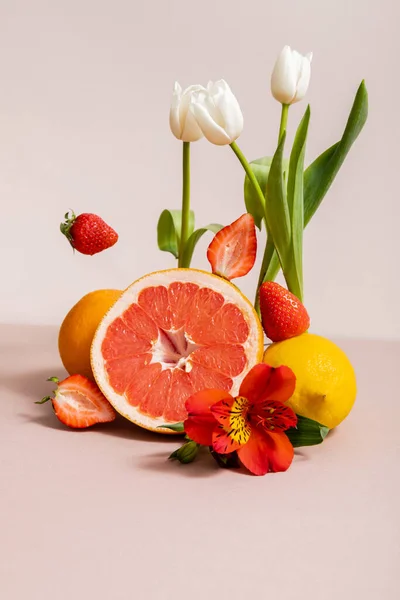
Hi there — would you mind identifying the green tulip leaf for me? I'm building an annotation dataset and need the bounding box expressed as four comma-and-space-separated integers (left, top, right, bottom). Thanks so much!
244, 157, 272, 230
304, 79, 368, 225
266, 132, 291, 273
180, 223, 223, 268
157, 209, 195, 259
285, 105, 310, 301
260, 80, 368, 286
244, 156, 290, 230
286, 415, 329, 448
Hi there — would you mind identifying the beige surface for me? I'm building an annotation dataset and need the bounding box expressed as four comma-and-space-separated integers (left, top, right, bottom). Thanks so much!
0, 0, 399, 339
1, 324, 399, 599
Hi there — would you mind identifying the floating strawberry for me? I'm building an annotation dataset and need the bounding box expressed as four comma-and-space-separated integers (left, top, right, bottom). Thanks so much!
60, 210, 118, 255
259, 282, 310, 342
207, 213, 257, 280
36, 375, 116, 428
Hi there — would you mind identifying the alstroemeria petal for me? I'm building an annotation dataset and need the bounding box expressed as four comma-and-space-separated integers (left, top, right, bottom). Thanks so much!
184, 389, 231, 446
237, 429, 294, 475
184, 414, 215, 446
239, 363, 273, 403
185, 388, 231, 415
211, 396, 251, 453
251, 400, 297, 432
258, 365, 296, 403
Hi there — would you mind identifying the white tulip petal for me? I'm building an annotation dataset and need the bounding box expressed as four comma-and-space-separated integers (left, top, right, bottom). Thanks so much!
195, 88, 226, 127
271, 46, 297, 104
183, 84, 207, 95
209, 79, 243, 141
169, 82, 183, 139
179, 85, 204, 141
190, 96, 231, 145
181, 109, 204, 142
292, 55, 312, 103
169, 82, 206, 141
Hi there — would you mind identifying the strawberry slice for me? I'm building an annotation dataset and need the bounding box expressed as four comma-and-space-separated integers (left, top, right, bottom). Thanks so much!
37, 375, 116, 428
259, 282, 310, 342
207, 213, 257, 280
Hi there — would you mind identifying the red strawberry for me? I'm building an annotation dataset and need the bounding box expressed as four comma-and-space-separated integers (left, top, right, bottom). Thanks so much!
60, 210, 118, 255
259, 282, 310, 342
207, 213, 257, 280
36, 375, 116, 428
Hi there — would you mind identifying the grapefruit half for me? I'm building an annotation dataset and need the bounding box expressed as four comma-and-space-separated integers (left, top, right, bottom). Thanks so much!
91, 269, 263, 432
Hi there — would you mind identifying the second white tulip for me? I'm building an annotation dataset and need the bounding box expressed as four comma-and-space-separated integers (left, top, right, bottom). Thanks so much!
190, 80, 244, 146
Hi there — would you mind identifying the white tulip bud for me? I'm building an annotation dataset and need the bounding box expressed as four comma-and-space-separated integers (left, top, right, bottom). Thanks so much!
271, 46, 312, 105
190, 80, 244, 146
169, 82, 205, 142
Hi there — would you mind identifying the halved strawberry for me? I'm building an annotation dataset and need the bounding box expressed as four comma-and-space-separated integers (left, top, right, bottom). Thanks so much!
259, 282, 310, 342
207, 213, 257, 280
37, 375, 116, 428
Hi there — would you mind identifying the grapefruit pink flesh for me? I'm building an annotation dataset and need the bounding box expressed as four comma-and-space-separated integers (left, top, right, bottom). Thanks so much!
91, 270, 263, 431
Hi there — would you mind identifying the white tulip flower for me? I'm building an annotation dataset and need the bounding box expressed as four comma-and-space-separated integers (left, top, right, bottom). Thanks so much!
271, 46, 313, 105
190, 80, 244, 146
169, 82, 205, 142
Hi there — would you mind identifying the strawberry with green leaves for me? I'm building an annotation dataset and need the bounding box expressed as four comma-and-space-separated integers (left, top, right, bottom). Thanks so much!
60, 210, 118, 255
37, 375, 116, 428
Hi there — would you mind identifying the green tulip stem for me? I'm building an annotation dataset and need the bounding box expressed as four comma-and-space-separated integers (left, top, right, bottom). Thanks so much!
230, 141, 278, 313
178, 141, 191, 268
230, 142, 266, 214
279, 103, 289, 142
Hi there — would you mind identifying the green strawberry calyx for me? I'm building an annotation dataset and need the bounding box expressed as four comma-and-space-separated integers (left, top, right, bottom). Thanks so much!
60, 210, 77, 246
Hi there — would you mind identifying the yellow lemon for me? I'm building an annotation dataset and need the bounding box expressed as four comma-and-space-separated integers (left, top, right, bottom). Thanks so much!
263, 333, 357, 429
59, 289, 122, 380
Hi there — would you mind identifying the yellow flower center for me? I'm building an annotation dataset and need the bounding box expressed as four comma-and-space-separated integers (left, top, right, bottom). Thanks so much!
228, 396, 251, 446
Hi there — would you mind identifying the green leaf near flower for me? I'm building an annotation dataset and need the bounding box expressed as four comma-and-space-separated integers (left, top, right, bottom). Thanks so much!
285, 105, 310, 301
266, 132, 292, 274
244, 156, 289, 230
304, 80, 368, 225
157, 209, 195, 258
243, 157, 271, 229
169, 440, 199, 464
180, 223, 224, 268
286, 415, 329, 447
255, 79, 368, 287
159, 422, 184, 432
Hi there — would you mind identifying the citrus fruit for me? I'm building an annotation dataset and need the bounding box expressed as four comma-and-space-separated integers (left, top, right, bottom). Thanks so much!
263, 333, 357, 429
91, 269, 264, 432
59, 289, 122, 380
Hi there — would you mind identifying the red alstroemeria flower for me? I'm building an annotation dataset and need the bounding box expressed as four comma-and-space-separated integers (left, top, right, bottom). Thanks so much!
184, 364, 297, 476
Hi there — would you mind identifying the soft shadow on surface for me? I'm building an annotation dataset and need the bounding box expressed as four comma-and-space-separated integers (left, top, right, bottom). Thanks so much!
6, 369, 180, 443
100, 416, 181, 443
139, 450, 223, 478
19, 411, 183, 443
294, 450, 309, 461
1, 369, 66, 403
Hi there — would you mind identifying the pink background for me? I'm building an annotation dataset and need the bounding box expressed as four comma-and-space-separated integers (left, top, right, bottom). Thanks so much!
1, 1, 399, 598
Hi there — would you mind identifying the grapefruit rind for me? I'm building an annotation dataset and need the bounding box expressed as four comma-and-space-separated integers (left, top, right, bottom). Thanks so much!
90, 269, 264, 433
